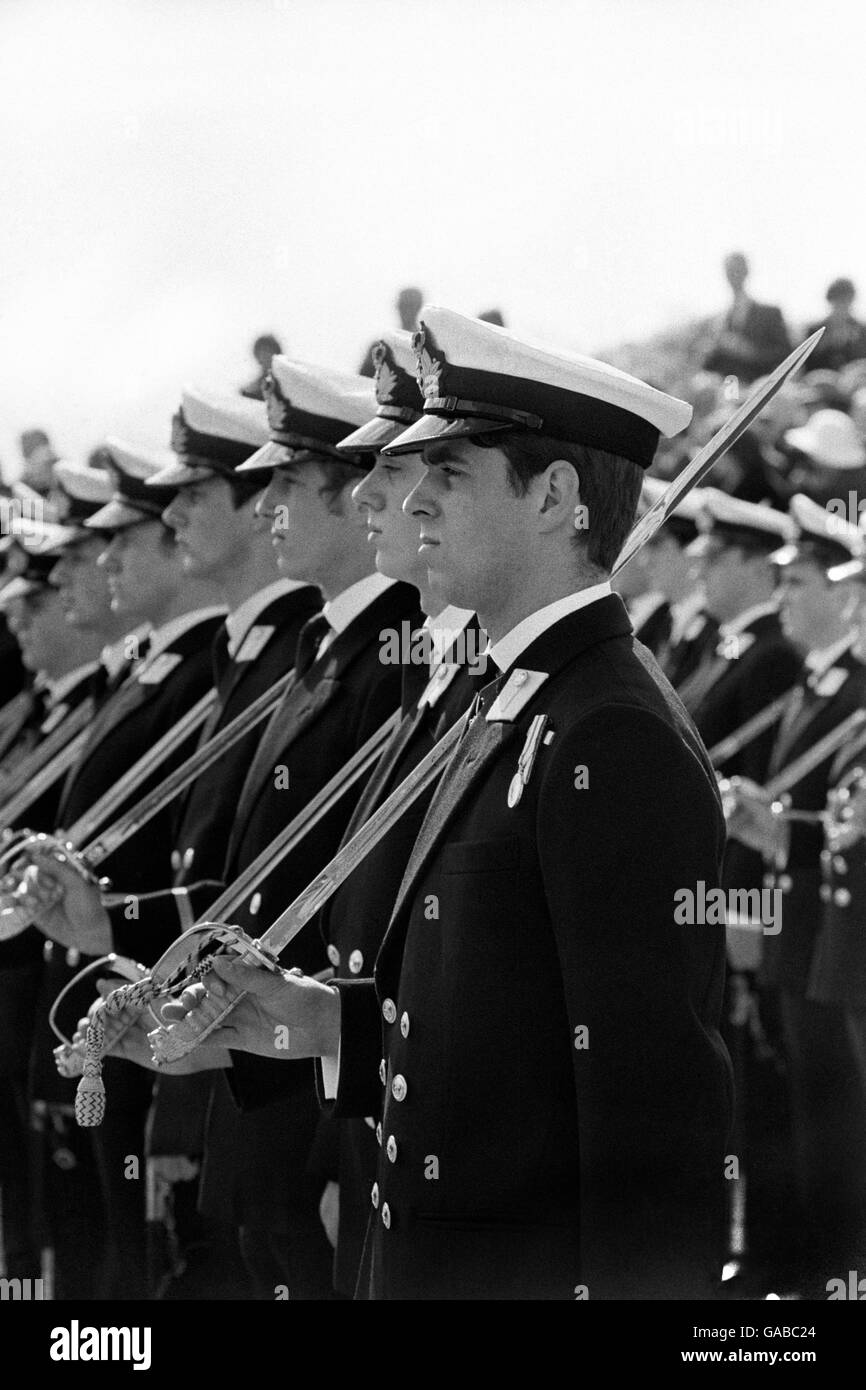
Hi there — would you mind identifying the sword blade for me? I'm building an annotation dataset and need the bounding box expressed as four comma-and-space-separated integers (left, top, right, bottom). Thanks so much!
765, 709, 866, 799
613, 330, 824, 576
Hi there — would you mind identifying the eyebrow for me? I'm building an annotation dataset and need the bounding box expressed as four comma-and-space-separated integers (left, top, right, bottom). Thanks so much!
423, 442, 459, 466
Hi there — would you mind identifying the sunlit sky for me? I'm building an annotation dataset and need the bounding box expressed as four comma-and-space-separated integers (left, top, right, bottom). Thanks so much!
1, 0, 864, 474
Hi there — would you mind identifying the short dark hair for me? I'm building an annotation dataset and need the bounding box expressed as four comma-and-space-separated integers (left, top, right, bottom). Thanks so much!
478, 431, 644, 573
226, 471, 268, 510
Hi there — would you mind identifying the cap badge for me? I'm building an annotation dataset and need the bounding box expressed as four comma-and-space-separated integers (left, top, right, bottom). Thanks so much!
372, 343, 400, 404
171, 410, 193, 455
263, 375, 292, 436
413, 326, 445, 400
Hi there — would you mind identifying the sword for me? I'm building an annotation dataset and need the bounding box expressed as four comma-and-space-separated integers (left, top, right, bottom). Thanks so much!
0, 670, 298, 929
613, 330, 823, 576
706, 688, 797, 766
61, 707, 401, 1100
765, 709, 866, 799
0, 727, 91, 828
0, 697, 94, 813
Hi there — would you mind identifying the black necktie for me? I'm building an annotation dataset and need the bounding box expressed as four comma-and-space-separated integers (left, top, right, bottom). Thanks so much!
293, 612, 332, 677
211, 624, 232, 690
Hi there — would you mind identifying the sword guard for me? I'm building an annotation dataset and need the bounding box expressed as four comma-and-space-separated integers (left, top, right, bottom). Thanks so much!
147, 922, 281, 1064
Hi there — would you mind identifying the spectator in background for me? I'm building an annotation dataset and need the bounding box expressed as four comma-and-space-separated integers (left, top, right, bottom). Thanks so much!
702, 251, 792, 383
358, 286, 423, 375
241, 333, 284, 400
478, 308, 506, 326
784, 408, 866, 507
18, 429, 58, 496
806, 278, 866, 373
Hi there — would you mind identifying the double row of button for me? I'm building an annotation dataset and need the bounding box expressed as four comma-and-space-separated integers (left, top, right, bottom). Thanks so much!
382, 997, 410, 1037
326, 944, 365, 973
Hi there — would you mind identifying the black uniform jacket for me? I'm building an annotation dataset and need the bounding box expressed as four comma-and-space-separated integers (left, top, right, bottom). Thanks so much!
689, 609, 803, 894
30, 613, 223, 1103
0, 663, 107, 1068
809, 725, 866, 1010
311, 623, 481, 1296
760, 643, 866, 998
633, 598, 671, 659
198, 582, 420, 1228
327, 595, 732, 1300
105, 585, 321, 961
662, 611, 719, 692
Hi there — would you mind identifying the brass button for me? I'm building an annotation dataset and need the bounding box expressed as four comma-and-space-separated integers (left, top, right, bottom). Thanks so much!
381, 1203, 391, 1229
820, 849, 832, 866
763, 872, 775, 888
400, 1011, 410, 1039
371, 1182, 379, 1209
820, 884, 832, 902
778, 874, 792, 893
382, 998, 397, 1024
364, 1115, 376, 1130
349, 949, 364, 974
391, 1074, 407, 1102
833, 856, 848, 875
65, 948, 80, 968
386, 1134, 398, 1163
834, 887, 852, 907
249, 892, 262, 916
379, 1058, 387, 1085
182, 847, 195, 870
170, 849, 182, 872
326, 944, 340, 968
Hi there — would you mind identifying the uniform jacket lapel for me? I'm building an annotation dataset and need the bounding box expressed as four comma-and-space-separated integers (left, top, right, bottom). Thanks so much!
769, 646, 860, 775
228, 582, 416, 859
386, 594, 633, 940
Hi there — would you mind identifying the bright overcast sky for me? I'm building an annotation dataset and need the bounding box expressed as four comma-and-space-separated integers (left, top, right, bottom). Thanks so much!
0, 0, 863, 473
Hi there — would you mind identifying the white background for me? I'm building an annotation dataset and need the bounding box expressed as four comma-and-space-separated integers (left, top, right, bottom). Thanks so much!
0, 0, 862, 470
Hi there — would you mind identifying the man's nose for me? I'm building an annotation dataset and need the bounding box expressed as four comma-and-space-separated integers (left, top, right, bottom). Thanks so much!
403, 474, 435, 518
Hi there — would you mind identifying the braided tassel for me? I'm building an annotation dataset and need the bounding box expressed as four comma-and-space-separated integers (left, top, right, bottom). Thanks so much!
74, 976, 156, 1127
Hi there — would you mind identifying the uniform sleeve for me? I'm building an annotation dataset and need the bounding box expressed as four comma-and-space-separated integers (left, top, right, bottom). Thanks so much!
537, 704, 732, 1299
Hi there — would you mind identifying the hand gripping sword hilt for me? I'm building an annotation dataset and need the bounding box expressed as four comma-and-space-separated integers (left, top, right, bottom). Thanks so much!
146, 923, 280, 1065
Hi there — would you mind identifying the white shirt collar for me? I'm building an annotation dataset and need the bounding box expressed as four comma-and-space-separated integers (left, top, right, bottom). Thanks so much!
225, 578, 311, 658
805, 630, 856, 676
628, 590, 667, 634
101, 625, 150, 679
145, 606, 227, 663
487, 582, 612, 674
424, 605, 476, 667
47, 661, 101, 707
718, 599, 779, 640
322, 572, 395, 639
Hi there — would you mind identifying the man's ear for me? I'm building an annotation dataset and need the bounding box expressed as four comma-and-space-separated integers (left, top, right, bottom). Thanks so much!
536, 460, 581, 531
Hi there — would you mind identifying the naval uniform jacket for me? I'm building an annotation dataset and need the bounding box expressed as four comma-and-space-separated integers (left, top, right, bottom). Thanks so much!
760, 645, 866, 999
104, 586, 321, 962
689, 610, 803, 895
0, 663, 109, 1072
633, 599, 672, 660
326, 595, 732, 1300
30, 613, 223, 1104
198, 582, 421, 1229
662, 611, 719, 692
808, 727, 866, 1011
312, 624, 481, 1296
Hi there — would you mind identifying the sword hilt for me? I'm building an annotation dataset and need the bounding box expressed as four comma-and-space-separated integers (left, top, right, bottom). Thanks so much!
147, 924, 279, 1064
